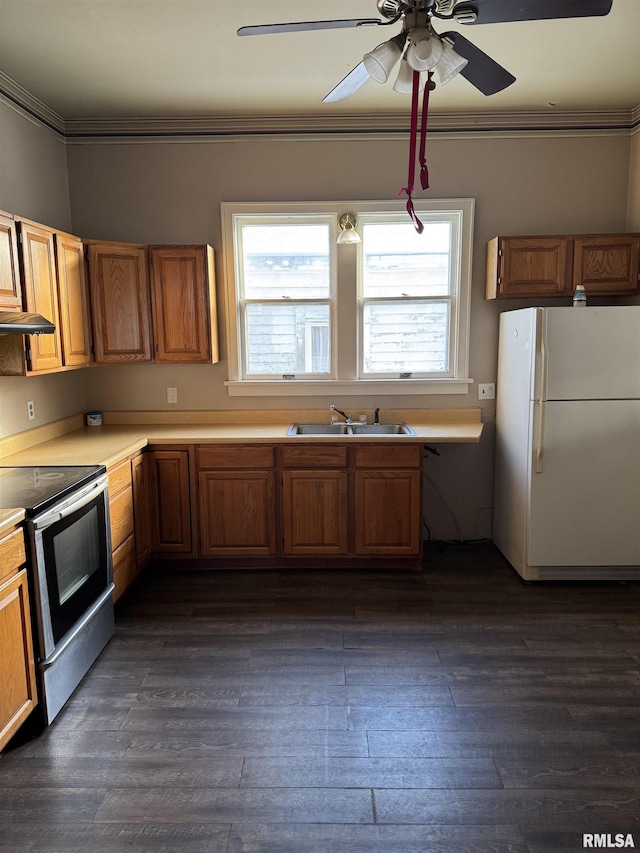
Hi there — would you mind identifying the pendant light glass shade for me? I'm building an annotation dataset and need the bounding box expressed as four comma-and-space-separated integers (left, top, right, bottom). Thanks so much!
393, 56, 424, 94
336, 213, 361, 244
433, 41, 468, 86
363, 36, 404, 83
406, 28, 443, 72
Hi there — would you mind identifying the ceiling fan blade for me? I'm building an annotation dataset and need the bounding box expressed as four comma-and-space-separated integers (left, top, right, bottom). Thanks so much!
452, 0, 612, 25
440, 32, 515, 95
238, 19, 383, 37
323, 62, 371, 103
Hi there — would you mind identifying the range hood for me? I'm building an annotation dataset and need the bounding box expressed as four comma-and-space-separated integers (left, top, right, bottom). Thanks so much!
0, 311, 56, 335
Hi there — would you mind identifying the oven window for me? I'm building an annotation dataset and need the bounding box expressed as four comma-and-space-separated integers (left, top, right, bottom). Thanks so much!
43, 493, 111, 645
53, 505, 102, 604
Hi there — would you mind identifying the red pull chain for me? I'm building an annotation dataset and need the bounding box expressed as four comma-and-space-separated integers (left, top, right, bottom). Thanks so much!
397, 70, 434, 233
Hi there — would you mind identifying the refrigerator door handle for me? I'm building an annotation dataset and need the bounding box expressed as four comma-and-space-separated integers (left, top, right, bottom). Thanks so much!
534, 399, 546, 473
534, 308, 547, 403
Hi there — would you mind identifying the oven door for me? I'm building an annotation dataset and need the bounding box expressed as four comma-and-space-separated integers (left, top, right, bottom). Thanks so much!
29, 475, 113, 660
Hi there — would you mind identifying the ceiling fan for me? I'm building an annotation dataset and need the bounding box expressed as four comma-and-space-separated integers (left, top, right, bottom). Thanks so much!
238, 0, 614, 101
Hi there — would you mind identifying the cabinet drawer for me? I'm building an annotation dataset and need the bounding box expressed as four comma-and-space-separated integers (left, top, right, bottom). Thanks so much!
109, 487, 134, 551
112, 534, 138, 604
282, 444, 348, 468
354, 445, 422, 469
0, 527, 27, 583
196, 444, 276, 470
108, 458, 132, 498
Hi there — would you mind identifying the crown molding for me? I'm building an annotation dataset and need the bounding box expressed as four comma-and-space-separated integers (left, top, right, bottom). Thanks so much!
1, 72, 638, 142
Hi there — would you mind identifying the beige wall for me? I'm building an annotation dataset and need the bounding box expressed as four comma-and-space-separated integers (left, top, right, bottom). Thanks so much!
66, 132, 630, 538
0, 100, 634, 537
0, 100, 86, 438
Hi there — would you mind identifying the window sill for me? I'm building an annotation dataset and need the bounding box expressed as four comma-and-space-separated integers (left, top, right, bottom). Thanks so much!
225, 379, 474, 397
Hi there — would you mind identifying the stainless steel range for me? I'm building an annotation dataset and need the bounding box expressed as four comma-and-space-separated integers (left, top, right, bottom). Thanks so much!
0, 466, 114, 724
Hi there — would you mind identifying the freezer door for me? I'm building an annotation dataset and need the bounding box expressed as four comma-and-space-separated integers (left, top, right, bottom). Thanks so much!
528, 399, 640, 566
543, 306, 640, 400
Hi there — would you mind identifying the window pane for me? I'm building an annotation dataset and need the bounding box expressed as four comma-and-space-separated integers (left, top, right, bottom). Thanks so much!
362, 221, 451, 297
363, 300, 449, 374
245, 303, 331, 375
241, 225, 330, 299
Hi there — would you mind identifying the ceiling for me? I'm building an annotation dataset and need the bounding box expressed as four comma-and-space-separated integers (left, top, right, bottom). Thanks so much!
0, 0, 638, 129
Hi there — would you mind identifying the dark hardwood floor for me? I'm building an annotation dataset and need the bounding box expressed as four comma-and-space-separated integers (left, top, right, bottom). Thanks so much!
1, 543, 640, 853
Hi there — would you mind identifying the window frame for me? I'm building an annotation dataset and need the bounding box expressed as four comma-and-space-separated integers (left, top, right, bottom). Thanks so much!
221, 199, 474, 397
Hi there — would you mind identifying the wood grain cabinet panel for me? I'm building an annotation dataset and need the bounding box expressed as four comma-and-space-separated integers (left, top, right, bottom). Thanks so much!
354, 469, 422, 556
149, 245, 219, 363
283, 470, 348, 556
573, 234, 640, 294
149, 449, 193, 553
87, 242, 153, 364
0, 211, 21, 310
54, 233, 91, 367
486, 236, 572, 299
131, 452, 152, 568
18, 220, 63, 372
198, 470, 276, 556
0, 526, 38, 751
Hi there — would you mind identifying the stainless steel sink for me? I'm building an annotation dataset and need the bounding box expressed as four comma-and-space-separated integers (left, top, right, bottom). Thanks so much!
286, 423, 415, 436
287, 423, 351, 435
350, 423, 415, 435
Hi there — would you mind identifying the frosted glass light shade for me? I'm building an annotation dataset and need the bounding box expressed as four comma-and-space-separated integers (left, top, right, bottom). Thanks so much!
406, 29, 443, 72
337, 213, 361, 244
363, 37, 403, 83
433, 42, 468, 86
393, 57, 424, 94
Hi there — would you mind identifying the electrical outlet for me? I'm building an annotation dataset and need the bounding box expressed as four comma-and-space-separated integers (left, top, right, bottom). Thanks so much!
26, 400, 35, 421
478, 383, 495, 400
167, 387, 178, 404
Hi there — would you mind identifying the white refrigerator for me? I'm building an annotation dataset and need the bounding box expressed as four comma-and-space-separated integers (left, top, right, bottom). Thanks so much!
493, 306, 640, 581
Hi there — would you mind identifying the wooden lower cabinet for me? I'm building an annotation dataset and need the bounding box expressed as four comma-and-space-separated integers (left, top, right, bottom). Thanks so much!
149, 448, 193, 555
131, 452, 152, 567
283, 469, 348, 555
0, 527, 38, 750
199, 470, 277, 556
354, 469, 422, 555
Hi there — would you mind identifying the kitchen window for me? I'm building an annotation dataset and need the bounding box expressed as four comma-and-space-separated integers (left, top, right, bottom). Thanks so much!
222, 200, 474, 396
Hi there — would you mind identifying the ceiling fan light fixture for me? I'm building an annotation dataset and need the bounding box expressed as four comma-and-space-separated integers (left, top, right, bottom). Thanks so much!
433, 41, 468, 86
363, 34, 404, 83
406, 28, 443, 72
393, 56, 425, 94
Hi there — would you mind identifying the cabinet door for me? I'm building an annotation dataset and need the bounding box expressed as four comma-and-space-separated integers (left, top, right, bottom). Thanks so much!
354, 469, 422, 556
54, 233, 92, 367
573, 235, 640, 294
87, 242, 153, 363
0, 569, 38, 750
0, 212, 21, 310
149, 450, 192, 553
488, 237, 572, 298
199, 470, 276, 556
149, 245, 219, 363
18, 221, 63, 371
283, 469, 347, 555
131, 452, 152, 567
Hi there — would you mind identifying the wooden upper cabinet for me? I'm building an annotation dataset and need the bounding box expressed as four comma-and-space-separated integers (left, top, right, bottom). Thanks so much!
0, 211, 22, 310
18, 220, 63, 372
486, 236, 572, 299
573, 234, 640, 294
87, 241, 153, 364
486, 234, 640, 299
54, 233, 92, 368
149, 245, 219, 364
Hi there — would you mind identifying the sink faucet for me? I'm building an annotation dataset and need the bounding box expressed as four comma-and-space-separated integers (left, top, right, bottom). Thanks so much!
374, 407, 380, 424
330, 404, 351, 425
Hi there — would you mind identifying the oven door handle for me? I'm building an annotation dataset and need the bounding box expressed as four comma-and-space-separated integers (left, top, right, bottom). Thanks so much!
30, 476, 108, 530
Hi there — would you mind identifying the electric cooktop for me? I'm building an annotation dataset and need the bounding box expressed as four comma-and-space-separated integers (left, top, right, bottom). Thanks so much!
0, 465, 106, 517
